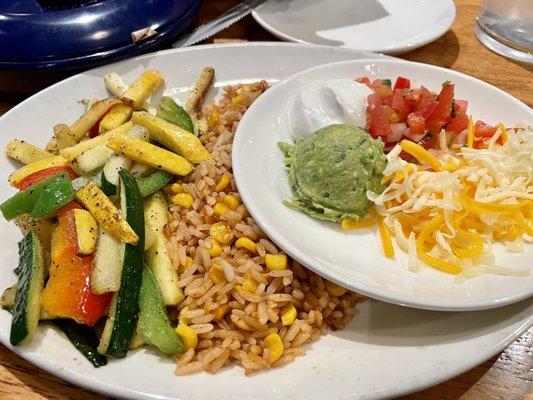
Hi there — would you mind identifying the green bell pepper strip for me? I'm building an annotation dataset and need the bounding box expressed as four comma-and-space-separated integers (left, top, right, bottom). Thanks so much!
0, 172, 70, 221
137, 170, 173, 198
157, 96, 195, 134
137, 266, 184, 355
30, 174, 74, 219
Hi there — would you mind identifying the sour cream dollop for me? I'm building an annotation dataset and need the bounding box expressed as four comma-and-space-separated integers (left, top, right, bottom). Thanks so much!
288, 78, 372, 139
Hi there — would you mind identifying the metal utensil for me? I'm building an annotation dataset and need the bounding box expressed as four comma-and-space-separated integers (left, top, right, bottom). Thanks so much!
172, 0, 267, 47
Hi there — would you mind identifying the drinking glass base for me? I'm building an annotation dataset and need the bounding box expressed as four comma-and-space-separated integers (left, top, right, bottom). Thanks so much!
475, 24, 533, 64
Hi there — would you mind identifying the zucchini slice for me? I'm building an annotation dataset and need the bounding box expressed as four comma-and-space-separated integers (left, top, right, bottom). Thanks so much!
143, 191, 183, 305
129, 163, 154, 179
72, 145, 114, 175
97, 170, 145, 358
146, 234, 183, 306
10, 232, 45, 346
54, 319, 108, 368
101, 155, 133, 196
92, 229, 124, 294
71, 170, 102, 192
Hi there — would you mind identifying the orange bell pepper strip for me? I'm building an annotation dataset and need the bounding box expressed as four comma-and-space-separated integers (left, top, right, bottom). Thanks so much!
42, 208, 111, 325
42, 254, 112, 326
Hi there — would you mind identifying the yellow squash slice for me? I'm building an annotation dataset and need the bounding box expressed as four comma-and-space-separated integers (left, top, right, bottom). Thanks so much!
106, 135, 193, 176
75, 181, 138, 244
131, 111, 211, 164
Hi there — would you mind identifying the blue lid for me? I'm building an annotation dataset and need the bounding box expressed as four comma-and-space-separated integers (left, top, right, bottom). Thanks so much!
0, 0, 201, 70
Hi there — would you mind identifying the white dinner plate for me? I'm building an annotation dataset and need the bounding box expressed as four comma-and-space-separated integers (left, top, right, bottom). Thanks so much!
253, 0, 456, 54
233, 59, 533, 312
0, 43, 531, 400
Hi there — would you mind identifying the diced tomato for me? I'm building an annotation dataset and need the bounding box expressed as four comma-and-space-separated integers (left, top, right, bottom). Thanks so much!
474, 120, 497, 138
367, 93, 392, 137
418, 134, 439, 150
405, 88, 423, 108
447, 113, 469, 133
426, 118, 446, 135
406, 112, 426, 136
454, 99, 468, 114
383, 105, 400, 123
390, 89, 412, 120
416, 96, 439, 118
15, 166, 78, 190
429, 82, 454, 121
370, 79, 383, 89
371, 80, 393, 100
356, 76, 371, 87
393, 76, 411, 90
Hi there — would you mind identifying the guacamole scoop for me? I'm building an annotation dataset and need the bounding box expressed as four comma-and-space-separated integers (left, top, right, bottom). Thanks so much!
279, 124, 386, 222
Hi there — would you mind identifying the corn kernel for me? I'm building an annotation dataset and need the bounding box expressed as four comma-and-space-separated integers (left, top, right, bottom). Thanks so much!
208, 110, 219, 128
184, 256, 193, 268
265, 253, 287, 271
325, 281, 347, 297
237, 85, 252, 95
241, 276, 258, 292
231, 95, 244, 105
175, 324, 198, 350
213, 175, 230, 192
213, 202, 230, 216
209, 222, 233, 244
178, 306, 190, 325
214, 304, 230, 321
207, 238, 223, 257
209, 263, 225, 284
281, 304, 297, 326
222, 194, 239, 210
264, 332, 284, 363
235, 237, 256, 253
170, 183, 183, 193
172, 193, 193, 209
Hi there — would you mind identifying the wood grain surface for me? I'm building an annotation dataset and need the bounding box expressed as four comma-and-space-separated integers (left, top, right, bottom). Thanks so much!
0, 0, 532, 399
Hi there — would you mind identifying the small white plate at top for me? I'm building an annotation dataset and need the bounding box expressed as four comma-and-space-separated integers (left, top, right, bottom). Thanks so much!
253, 0, 456, 54
233, 59, 533, 312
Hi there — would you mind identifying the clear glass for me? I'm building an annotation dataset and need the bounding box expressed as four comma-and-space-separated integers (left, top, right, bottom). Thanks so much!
476, 0, 533, 63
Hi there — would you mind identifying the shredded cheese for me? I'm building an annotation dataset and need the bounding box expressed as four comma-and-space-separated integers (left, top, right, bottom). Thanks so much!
368, 125, 532, 278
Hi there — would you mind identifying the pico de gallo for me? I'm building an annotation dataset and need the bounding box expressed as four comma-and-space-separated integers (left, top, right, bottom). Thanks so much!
357, 76, 503, 151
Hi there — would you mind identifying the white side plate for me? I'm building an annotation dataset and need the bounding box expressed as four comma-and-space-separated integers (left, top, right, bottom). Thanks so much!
253, 0, 456, 54
233, 59, 533, 312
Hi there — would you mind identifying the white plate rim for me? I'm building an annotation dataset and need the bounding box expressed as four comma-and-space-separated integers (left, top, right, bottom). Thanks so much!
3, 308, 531, 400
0, 43, 531, 400
252, 0, 457, 54
233, 58, 533, 312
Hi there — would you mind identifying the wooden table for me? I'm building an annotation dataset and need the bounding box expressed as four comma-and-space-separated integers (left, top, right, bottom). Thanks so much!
0, 0, 532, 399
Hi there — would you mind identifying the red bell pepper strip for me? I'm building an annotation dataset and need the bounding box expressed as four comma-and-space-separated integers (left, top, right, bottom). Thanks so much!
15, 166, 78, 190
88, 109, 111, 138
